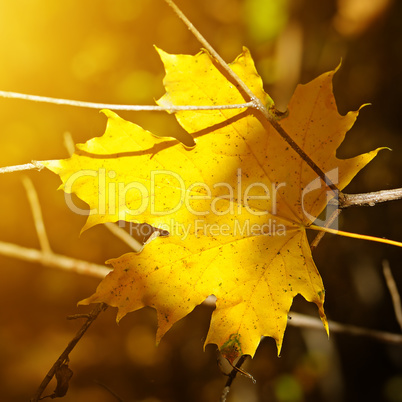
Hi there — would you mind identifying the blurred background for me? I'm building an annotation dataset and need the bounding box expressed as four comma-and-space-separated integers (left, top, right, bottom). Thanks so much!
0, 0, 401, 401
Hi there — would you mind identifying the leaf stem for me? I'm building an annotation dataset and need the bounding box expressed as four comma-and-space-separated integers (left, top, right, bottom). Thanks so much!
309, 224, 402, 248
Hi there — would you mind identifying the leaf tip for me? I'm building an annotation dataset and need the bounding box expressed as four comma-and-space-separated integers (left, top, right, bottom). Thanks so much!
241, 45, 251, 56
317, 297, 329, 337
276, 338, 284, 357
154, 45, 169, 62
334, 59, 342, 73
153, 44, 164, 54
77, 297, 91, 307
359, 102, 371, 110
99, 108, 116, 119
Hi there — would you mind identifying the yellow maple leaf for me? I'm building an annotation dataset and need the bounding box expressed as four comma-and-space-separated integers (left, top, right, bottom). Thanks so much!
43, 48, 382, 360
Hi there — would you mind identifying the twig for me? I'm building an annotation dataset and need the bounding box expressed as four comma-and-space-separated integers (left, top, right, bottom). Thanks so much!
30, 303, 108, 402
220, 355, 248, 402
341, 188, 402, 208
104, 222, 143, 252
93, 380, 124, 402
66, 314, 92, 320
0, 160, 44, 174
22, 176, 52, 254
0, 90, 252, 112
163, 0, 339, 195
383, 260, 402, 332
0, 240, 110, 278
288, 312, 402, 344
63, 132, 76, 156
310, 208, 342, 251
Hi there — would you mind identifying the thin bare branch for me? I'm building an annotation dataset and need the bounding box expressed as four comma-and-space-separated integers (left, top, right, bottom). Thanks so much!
30, 303, 108, 402
104, 222, 143, 252
0, 240, 110, 278
341, 188, 402, 208
310, 208, 342, 251
63, 132, 76, 156
383, 260, 402, 332
66, 313, 93, 320
22, 176, 52, 254
93, 380, 125, 402
0, 160, 44, 174
288, 312, 402, 344
0, 90, 253, 112
220, 355, 249, 402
